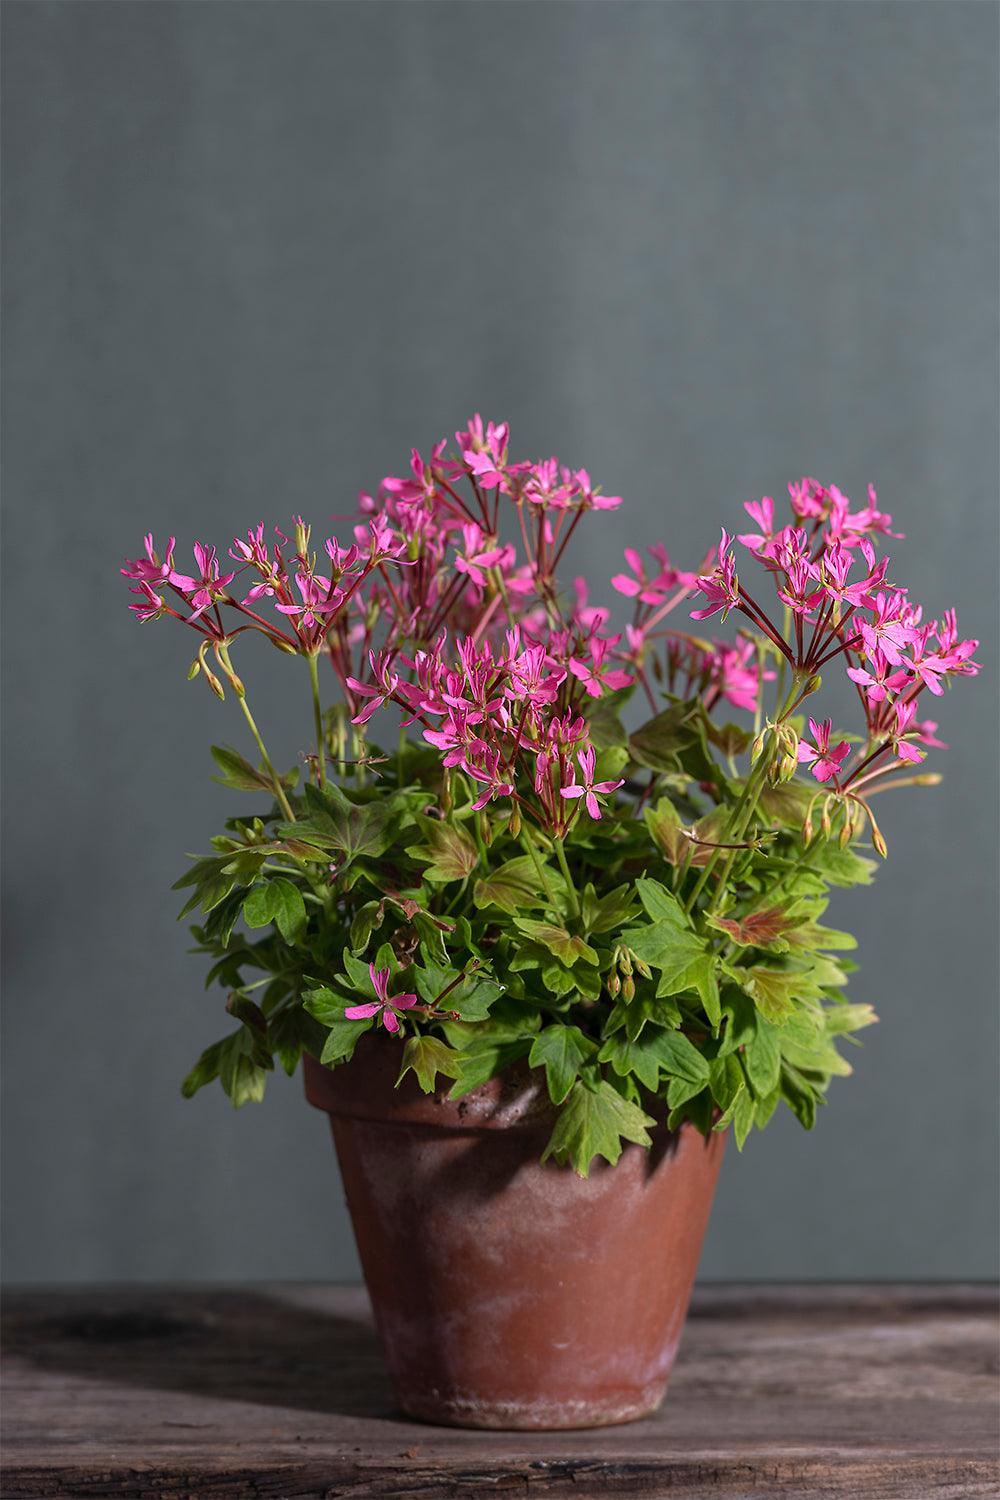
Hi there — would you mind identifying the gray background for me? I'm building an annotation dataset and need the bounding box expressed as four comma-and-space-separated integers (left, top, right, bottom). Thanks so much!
3, 0, 997, 1283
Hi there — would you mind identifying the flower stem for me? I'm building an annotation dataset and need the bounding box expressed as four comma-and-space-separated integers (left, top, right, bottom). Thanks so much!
553, 835, 581, 920
307, 651, 326, 788
236, 692, 296, 823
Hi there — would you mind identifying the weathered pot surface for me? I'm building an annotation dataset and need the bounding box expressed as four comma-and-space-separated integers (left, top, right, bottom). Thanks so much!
304, 1039, 725, 1430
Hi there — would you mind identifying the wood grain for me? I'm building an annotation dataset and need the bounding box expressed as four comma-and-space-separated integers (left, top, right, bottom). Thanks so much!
2, 1283, 997, 1497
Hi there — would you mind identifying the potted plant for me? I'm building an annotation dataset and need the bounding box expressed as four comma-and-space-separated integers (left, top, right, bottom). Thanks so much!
122, 418, 979, 1430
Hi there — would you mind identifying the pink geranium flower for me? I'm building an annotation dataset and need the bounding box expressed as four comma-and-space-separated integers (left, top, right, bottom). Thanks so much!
691, 531, 739, 620
846, 649, 910, 704
558, 746, 624, 820
798, 718, 851, 784
344, 965, 418, 1035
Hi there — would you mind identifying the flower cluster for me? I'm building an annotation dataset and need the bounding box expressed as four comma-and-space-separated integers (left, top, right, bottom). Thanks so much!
688, 479, 980, 810
124, 425, 979, 857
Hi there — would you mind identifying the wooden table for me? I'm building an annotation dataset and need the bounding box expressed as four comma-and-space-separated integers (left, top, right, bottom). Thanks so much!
2, 1283, 997, 1497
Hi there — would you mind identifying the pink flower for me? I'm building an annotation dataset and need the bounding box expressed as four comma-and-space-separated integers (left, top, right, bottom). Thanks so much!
185, 543, 236, 620
569, 468, 622, 511
859, 591, 917, 667
275, 571, 343, 629
344, 964, 418, 1035
797, 718, 851, 783
691, 530, 739, 620
454, 524, 513, 590
347, 650, 399, 725
818, 540, 888, 609
558, 746, 624, 820
464, 746, 515, 809
612, 547, 675, 605
846, 649, 910, 704
456, 415, 510, 489
567, 636, 633, 697
891, 698, 926, 765
707, 640, 773, 713
127, 581, 167, 621
737, 496, 777, 554
121, 533, 187, 587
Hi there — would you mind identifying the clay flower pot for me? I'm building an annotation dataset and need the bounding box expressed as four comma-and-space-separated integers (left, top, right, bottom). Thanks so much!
303, 1040, 725, 1430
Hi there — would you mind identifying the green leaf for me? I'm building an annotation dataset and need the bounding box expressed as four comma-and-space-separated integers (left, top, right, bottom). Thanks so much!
620, 919, 701, 972
513, 919, 598, 968
396, 1035, 461, 1093
529, 1025, 598, 1104
243, 878, 307, 944
181, 1038, 226, 1098
215, 1031, 268, 1107
408, 821, 478, 883
297, 782, 396, 863
225, 992, 268, 1035
737, 966, 801, 1024
319, 1019, 372, 1065
809, 844, 877, 888
780, 1062, 821, 1129
825, 1002, 878, 1035
210, 744, 274, 793
601, 1026, 711, 1090
413, 960, 502, 1021
302, 983, 361, 1026
643, 798, 687, 864
541, 1079, 655, 1177
579, 883, 640, 936
628, 703, 695, 774
635, 878, 688, 925
732, 1083, 755, 1151
707, 906, 796, 951
666, 1074, 707, 1111
447, 1039, 532, 1098
604, 989, 682, 1041
473, 856, 545, 914
350, 900, 385, 952
744, 1017, 782, 1098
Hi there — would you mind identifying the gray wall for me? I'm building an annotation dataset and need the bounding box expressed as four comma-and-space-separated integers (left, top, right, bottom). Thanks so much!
3, 0, 997, 1283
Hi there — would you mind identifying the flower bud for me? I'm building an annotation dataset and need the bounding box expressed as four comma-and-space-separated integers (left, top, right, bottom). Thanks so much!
607, 971, 622, 998
188, 659, 201, 681
750, 730, 767, 763
774, 724, 800, 782
820, 798, 833, 839
479, 812, 493, 847
838, 804, 854, 847
221, 665, 246, 698
294, 519, 310, 557
633, 957, 652, 980
618, 951, 633, 977
203, 666, 225, 701
268, 635, 300, 655
508, 804, 521, 838
622, 975, 635, 1002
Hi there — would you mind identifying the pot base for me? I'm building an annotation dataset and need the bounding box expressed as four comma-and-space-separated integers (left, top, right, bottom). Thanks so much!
397, 1385, 666, 1431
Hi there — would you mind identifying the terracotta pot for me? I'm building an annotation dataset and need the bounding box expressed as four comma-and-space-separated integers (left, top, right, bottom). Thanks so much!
303, 1039, 725, 1430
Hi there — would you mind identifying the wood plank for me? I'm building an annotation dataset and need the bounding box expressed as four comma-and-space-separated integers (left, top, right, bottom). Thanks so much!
2, 1284, 997, 1497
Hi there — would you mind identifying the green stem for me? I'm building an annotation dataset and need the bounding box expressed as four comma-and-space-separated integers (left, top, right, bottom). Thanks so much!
235, 692, 296, 823
520, 829, 560, 916
686, 739, 774, 916
307, 652, 326, 788
553, 836, 581, 920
